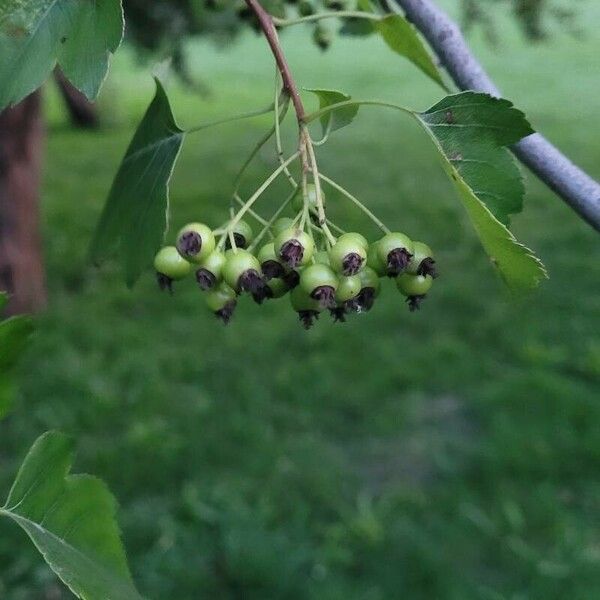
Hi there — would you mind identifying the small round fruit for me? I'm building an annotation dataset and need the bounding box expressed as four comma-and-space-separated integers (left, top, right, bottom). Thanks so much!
195, 250, 226, 290
406, 241, 437, 278
367, 241, 386, 277
226, 219, 254, 249
338, 232, 368, 251
377, 232, 414, 276
223, 249, 266, 296
329, 236, 367, 276
176, 223, 215, 263
271, 217, 296, 237
300, 263, 338, 309
275, 227, 315, 268
290, 286, 321, 329
206, 282, 237, 324
396, 273, 433, 312
313, 23, 332, 51
356, 266, 381, 312
258, 242, 285, 280
154, 246, 191, 292
291, 183, 326, 214
314, 250, 331, 266
335, 274, 361, 303
298, 0, 315, 16
265, 277, 288, 299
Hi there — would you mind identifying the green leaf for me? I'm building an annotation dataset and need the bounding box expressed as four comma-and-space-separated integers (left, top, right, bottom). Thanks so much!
0, 0, 124, 110
90, 78, 185, 286
419, 92, 534, 226
305, 88, 359, 136
415, 96, 546, 291
0, 431, 144, 600
376, 15, 446, 90
0, 315, 34, 372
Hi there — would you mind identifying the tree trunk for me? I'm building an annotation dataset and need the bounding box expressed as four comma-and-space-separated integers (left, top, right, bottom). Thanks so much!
54, 69, 99, 129
0, 91, 46, 315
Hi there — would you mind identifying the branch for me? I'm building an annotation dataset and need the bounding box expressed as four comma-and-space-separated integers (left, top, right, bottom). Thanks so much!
244, 0, 306, 121
394, 0, 600, 232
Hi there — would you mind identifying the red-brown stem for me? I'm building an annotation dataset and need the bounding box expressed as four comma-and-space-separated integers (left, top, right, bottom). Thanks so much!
244, 0, 306, 122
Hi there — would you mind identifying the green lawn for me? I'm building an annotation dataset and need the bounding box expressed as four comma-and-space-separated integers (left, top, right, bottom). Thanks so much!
1, 8, 600, 600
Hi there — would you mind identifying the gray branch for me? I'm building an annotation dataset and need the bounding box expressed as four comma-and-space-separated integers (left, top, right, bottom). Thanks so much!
394, 0, 600, 231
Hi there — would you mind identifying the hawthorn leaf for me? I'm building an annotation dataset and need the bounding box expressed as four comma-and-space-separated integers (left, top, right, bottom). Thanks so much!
418, 92, 534, 226
305, 88, 359, 136
416, 105, 546, 291
0, 431, 144, 600
376, 15, 446, 90
0, 0, 124, 110
90, 78, 185, 286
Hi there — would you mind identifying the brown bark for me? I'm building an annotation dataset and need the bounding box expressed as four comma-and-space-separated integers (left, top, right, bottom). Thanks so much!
54, 69, 99, 129
0, 91, 46, 315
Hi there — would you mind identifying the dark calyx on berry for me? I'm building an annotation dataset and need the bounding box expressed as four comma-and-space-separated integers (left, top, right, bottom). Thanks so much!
225, 232, 247, 250
329, 306, 347, 323
298, 310, 319, 329
177, 231, 202, 257
311, 285, 336, 309
253, 285, 274, 305
238, 269, 266, 295
386, 248, 413, 276
417, 257, 437, 278
280, 240, 304, 268
342, 252, 364, 276
196, 268, 216, 290
215, 300, 237, 324
282, 269, 300, 290
406, 294, 426, 312
356, 287, 376, 312
261, 260, 285, 280
156, 273, 174, 294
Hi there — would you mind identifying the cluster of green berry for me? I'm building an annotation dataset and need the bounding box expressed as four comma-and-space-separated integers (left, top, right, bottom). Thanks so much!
153, 191, 437, 328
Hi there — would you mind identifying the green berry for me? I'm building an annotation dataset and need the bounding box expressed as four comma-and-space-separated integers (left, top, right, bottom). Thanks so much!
298, 0, 315, 16
258, 242, 285, 280
367, 241, 386, 277
274, 227, 315, 268
406, 241, 437, 278
154, 246, 191, 292
226, 219, 253, 249
176, 222, 215, 263
335, 274, 361, 303
337, 232, 368, 250
223, 249, 265, 295
329, 236, 367, 276
314, 250, 331, 265
265, 277, 289, 299
355, 266, 381, 312
271, 217, 296, 237
396, 273, 433, 312
290, 286, 321, 329
300, 263, 338, 308
291, 183, 326, 214
377, 232, 414, 276
195, 250, 226, 290
206, 282, 237, 324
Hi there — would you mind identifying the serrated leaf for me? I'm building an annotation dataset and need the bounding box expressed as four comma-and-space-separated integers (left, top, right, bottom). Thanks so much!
0, 431, 144, 600
0, 0, 124, 110
419, 92, 534, 226
90, 78, 184, 286
376, 15, 446, 89
417, 113, 546, 291
305, 88, 359, 136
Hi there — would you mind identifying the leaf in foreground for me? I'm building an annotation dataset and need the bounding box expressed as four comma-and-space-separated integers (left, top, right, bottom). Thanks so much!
90, 78, 185, 286
0, 431, 143, 600
0, 0, 124, 110
416, 93, 546, 291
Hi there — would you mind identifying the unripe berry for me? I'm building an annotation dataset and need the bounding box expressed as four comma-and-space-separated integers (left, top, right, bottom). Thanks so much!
290, 286, 321, 329
291, 183, 326, 214
154, 246, 191, 292
300, 263, 338, 309
274, 227, 315, 268
366, 241, 386, 277
258, 242, 285, 280
314, 250, 331, 266
298, 0, 315, 16
271, 217, 296, 237
176, 223, 215, 263
223, 249, 266, 298
377, 232, 414, 276
338, 232, 368, 250
335, 274, 361, 303
265, 277, 289, 299
206, 282, 237, 324
355, 266, 381, 312
195, 250, 226, 290
226, 219, 253, 249
406, 241, 437, 278
396, 273, 433, 311
329, 235, 367, 276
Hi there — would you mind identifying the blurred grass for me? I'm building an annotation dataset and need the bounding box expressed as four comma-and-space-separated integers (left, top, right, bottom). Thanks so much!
1, 6, 600, 599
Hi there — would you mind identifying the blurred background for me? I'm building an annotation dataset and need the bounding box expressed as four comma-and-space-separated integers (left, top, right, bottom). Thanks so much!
1, 0, 599, 598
